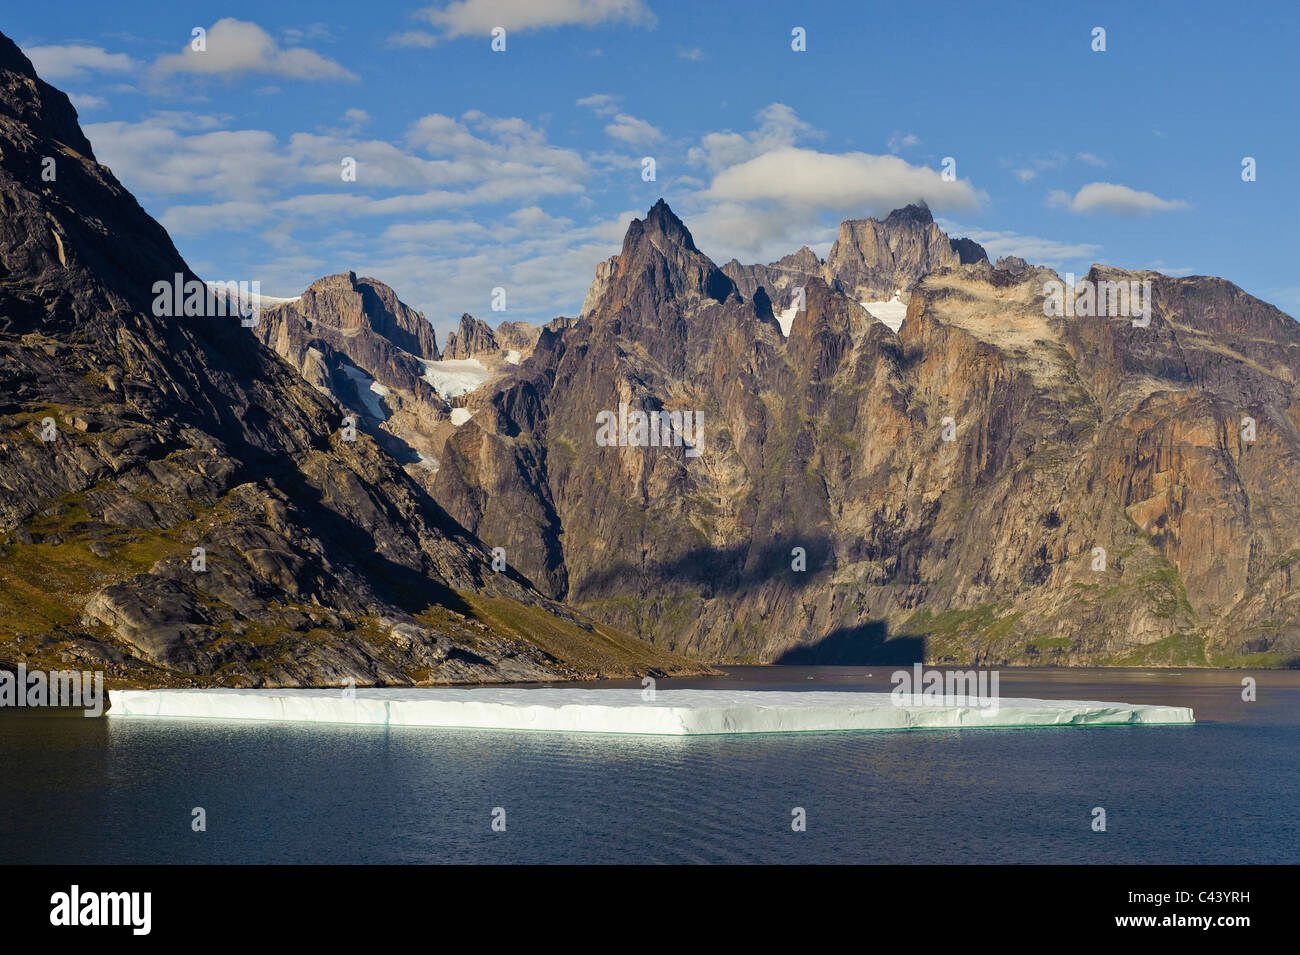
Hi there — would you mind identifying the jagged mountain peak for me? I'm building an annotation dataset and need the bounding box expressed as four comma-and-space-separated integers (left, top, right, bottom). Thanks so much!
581, 200, 734, 320
882, 201, 934, 227
442, 313, 499, 359
0, 32, 94, 160
625, 198, 700, 255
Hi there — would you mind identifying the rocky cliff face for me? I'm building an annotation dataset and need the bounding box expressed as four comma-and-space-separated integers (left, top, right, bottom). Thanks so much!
442, 313, 499, 359
407, 200, 1300, 667
254, 272, 442, 419
722, 203, 988, 323
0, 31, 702, 687
823, 202, 987, 302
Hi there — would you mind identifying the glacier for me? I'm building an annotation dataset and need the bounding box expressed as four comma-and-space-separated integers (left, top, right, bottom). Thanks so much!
419, 358, 493, 399
106, 688, 1194, 736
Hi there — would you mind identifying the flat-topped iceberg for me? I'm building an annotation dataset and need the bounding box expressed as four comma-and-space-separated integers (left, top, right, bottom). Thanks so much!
107, 688, 1194, 736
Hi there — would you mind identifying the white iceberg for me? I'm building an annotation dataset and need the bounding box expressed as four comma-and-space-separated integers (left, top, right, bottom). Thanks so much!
106, 688, 1193, 736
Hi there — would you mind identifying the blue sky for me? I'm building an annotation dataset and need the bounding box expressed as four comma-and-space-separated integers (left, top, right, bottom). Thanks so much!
11, 0, 1300, 341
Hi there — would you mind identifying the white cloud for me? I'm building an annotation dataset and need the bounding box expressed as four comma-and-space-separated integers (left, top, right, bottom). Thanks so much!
22, 44, 135, 81
282, 24, 335, 45
706, 148, 981, 213
1075, 152, 1106, 167
87, 108, 590, 240
421, 0, 655, 37
887, 132, 920, 153
340, 109, 370, 134
153, 19, 356, 81
1049, 182, 1189, 215
604, 113, 662, 146
677, 46, 704, 60
576, 92, 621, 116
69, 93, 108, 111
686, 102, 818, 176
687, 200, 836, 264
389, 30, 439, 48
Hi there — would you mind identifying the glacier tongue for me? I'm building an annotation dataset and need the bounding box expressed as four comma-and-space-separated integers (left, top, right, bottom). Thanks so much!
106, 688, 1194, 736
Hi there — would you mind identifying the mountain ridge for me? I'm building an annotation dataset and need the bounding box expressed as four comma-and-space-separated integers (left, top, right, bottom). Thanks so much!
0, 29, 705, 687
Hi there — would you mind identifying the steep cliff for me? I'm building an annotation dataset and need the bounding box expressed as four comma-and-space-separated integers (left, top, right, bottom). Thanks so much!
0, 31, 702, 687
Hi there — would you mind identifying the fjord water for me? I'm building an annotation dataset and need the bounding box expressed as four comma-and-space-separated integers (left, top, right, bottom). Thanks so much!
2, 667, 1295, 864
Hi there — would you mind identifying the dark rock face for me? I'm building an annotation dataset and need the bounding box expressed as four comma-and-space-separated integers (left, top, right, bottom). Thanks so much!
411, 200, 1300, 667
0, 30, 703, 686
442, 313, 499, 360
949, 236, 989, 265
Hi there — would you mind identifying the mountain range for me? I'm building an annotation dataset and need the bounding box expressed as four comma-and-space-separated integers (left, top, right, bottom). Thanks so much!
3, 26, 1298, 687
0, 30, 701, 687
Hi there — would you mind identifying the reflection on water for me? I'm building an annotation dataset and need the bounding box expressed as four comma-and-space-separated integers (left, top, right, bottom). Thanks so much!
1, 668, 1296, 864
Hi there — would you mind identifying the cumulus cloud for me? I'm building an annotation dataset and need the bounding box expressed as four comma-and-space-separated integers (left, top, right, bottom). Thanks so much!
22, 44, 136, 81
687, 102, 816, 173
340, 109, 370, 134
1048, 182, 1189, 215
706, 148, 981, 213
420, 0, 655, 37
153, 19, 356, 81
604, 113, 662, 146
576, 92, 621, 116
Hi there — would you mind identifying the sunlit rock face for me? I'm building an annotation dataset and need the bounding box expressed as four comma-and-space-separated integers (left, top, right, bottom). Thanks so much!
409, 198, 1300, 667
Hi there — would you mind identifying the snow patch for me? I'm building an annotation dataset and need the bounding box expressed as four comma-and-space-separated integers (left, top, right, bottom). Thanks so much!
419, 358, 494, 399
505, 349, 521, 365
338, 365, 389, 420
106, 688, 1195, 736
860, 292, 908, 333
449, 408, 473, 427
204, 283, 301, 307
775, 305, 798, 337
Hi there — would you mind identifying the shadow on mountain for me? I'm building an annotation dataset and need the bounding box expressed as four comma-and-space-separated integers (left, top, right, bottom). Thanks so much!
775, 622, 924, 665
575, 536, 834, 598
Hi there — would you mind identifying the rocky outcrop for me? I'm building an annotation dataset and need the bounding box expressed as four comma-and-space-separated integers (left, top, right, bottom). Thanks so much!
442, 313, 499, 360
0, 31, 704, 687
722, 205, 988, 322
822, 202, 987, 302
412, 198, 1300, 668
254, 272, 443, 422
722, 246, 824, 311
